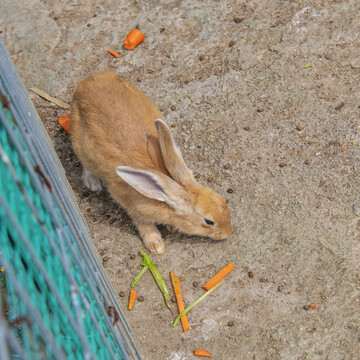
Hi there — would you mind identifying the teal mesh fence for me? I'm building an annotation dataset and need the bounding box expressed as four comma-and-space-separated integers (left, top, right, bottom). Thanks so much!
0, 37, 142, 360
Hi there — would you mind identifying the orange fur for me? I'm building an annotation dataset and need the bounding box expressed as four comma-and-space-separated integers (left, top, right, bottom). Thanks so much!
71, 71, 233, 254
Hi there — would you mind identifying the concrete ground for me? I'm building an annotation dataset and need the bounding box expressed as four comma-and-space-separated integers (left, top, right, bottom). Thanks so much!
1, 1, 359, 359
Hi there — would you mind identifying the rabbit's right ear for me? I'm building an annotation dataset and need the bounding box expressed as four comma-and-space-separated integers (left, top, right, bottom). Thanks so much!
155, 119, 195, 187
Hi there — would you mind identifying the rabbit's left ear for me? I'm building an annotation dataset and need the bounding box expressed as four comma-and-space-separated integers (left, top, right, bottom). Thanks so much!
155, 119, 195, 187
116, 165, 190, 210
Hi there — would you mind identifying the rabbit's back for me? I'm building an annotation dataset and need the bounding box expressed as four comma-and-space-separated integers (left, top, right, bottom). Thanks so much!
71, 71, 167, 181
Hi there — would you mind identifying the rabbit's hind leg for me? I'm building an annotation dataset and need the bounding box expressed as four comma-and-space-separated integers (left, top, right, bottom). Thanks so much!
82, 167, 103, 192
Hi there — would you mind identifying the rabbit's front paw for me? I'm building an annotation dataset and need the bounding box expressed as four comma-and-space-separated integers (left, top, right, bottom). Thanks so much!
146, 233, 166, 254
135, 221, 166, 254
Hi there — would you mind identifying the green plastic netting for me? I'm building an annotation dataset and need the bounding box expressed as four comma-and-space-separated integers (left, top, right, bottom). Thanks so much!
0, 38, 141, 360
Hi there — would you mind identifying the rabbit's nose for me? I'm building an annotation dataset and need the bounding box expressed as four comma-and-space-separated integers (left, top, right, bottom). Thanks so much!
218, 224, 233, 240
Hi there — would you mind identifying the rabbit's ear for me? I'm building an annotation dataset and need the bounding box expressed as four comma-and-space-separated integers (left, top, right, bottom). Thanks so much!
116, 166, 188, 209
155, 119, 195, 186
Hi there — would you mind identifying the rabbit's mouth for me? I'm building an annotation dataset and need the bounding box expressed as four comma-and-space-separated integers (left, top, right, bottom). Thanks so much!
211, 231, 232, 241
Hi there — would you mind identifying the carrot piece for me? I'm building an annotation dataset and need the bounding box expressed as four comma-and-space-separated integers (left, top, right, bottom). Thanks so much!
128, 289, 137, 310
58, 114, 71, 133
194, 349, 212, 358
341, 147, 347, 152
179, 274, 184, 281
107, 49, 120, 58
171, 281, 225, 328
203, 262, 234, 291
13, 59, 18, 63
309, 304, 317, 309
123, 29, 145, 50
170, 271, 190, 332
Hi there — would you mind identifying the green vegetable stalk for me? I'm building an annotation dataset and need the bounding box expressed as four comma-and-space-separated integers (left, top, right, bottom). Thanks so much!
130, 265, 149, 288
140, 250, 170, 308
171, 280, 225, 328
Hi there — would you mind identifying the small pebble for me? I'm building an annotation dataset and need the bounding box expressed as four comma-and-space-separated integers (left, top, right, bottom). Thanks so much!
233, 17, 244, 23
137, 295, 145, 302
243, 126, 251, 131
278, 284, 284, 292
147, 69, 153, 74
229, 40, 235, 47
207, 177, 213, 182
109, 218, 116, 224
171, 105, 176, 111
297, 125, 303, 131
224, 163, 231, 169
99, 250, 105, 256
119, 291, 125, 298
279, 162, 287, 168
135, 24, 140, 29
160, 27, 166, 33
248, 271, 254, 278
170, 123, 176, 128
334, 102, 345, 111
86, 208, 91, 212
130, 254, 136, 260
102, 256, 110, 263
304, 159, 310, 165
193, 281, 199, 288
227, 321, 235, 327
199, 55, 205, 61
303, 305, 310, 311
227, 188, 234, 194
195, 174, 200, 179
171, 297, 176, 303
256, 108, 265, 113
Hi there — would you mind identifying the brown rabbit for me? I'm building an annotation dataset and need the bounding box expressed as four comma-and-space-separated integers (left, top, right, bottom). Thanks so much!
71, 71, 233, 254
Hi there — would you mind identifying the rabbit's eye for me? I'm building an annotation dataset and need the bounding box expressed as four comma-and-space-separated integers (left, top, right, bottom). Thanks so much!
203, 218, 215, 226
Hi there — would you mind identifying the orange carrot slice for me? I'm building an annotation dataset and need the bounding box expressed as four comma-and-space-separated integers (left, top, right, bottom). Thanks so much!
194, 349, 212, 358
107, 49, 120, 58
170, 271, 189, 332
123, 29, 145, 50
203, 262, 234, 291
58, 114, 71, 133
128, 289, 137, 310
